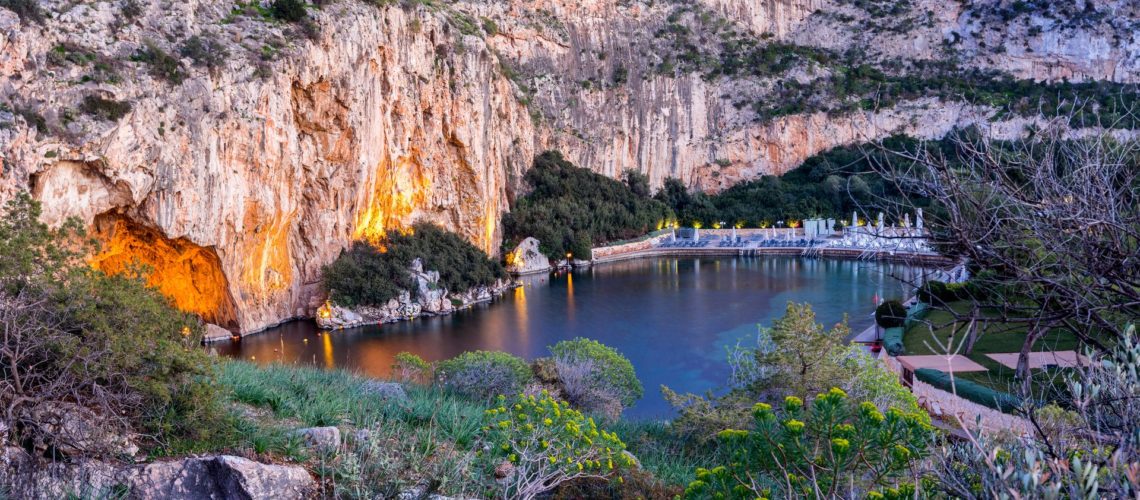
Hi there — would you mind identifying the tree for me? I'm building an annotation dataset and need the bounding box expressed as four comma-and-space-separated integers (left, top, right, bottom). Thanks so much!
871, 122, 1140, 392
768, 302, 851, 400
665, 303, 924, 443
503, 152, 673, 259
622, 169, 651, 198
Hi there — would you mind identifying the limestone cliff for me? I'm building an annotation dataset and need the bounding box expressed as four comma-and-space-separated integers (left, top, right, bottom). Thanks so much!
1, 1, 533, 332
1, 0, 1135, 332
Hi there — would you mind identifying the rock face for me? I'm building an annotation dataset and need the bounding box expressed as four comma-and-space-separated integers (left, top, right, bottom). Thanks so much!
505, 237, 552, 275
2, 454, 316, 500
1, 0, 1135, 332
1, 1, 532, 334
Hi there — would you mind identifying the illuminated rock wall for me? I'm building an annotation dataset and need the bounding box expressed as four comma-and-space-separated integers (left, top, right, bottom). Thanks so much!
91, 215, 239, 330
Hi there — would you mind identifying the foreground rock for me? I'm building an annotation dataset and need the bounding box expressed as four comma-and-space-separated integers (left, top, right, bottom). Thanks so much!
505, 237, 552, 275
293, 426, 341, 450
24, 402, 139, 459
3, 453, 316, 500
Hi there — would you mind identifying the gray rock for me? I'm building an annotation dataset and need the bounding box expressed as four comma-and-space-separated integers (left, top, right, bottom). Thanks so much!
292, 426, 341, 450
505, 237, 552, 275
203, 323, 233, 343
25, 402, 139, 458
397, 484, 430, 500
213, 455, 316, 499
123, 455, 316, 499
361, 380, 408, 401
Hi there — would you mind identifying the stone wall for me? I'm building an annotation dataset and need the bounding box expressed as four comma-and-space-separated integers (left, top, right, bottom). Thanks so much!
590, 233, 671, 261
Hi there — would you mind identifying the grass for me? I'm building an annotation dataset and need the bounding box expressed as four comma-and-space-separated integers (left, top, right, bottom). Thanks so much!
903, 301, 1082, 395
160, 361, 708, 497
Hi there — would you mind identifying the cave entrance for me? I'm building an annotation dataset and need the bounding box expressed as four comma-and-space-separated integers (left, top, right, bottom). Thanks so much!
90, 215, 240, 330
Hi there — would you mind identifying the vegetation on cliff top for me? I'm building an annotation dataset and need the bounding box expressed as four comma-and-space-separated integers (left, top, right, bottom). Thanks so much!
502, 151, 673, 259
322, 222, 507, 307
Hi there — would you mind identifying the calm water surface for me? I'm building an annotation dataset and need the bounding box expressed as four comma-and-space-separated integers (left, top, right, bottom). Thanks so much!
218, 257, 929, 417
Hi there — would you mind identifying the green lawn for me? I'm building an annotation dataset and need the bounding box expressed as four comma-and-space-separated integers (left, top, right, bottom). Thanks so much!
902, 301, 1082, 395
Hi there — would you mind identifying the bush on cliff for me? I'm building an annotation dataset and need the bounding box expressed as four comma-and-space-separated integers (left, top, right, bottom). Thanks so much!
502, 151, 674, 260
0, 193, 222, 451
322, 222, 507, 307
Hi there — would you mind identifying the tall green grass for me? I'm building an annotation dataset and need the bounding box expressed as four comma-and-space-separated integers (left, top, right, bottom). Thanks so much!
203, 361, 713, 495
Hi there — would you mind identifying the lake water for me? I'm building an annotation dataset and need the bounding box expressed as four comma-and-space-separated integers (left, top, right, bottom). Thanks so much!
217, 256, 929, 417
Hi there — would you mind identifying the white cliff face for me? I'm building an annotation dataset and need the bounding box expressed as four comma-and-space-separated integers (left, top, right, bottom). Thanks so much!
1, 0, 1135, 332
2, 1, 534, 332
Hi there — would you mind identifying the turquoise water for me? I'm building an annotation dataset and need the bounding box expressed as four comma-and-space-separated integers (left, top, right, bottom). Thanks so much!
217, 256, 928, 417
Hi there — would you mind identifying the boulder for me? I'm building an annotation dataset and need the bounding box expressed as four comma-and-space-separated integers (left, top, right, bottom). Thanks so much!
361, 380, 408, 401
3, 457, 120, 499
212, 455, 316, 499
203, 323, 233, 343
123, 455, 316, 499
25, 402, 139, 458
292, 427, 341, 450
316, 303, 366, 329
505, 237, 552, 275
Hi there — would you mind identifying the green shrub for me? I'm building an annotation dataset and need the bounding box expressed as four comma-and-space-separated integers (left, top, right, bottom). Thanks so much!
549, 338, 643, 413
180, 35, 230, 71
917, 280, 948, 305
479, 392, 633, 499
132, 40, 186, 84
120, 0, 142, 19
270, 0, 307, 22
392, 351, 432, 384
436, 351, 532, 401
322, 222, 506, 307
875, 300, 907, 329
914, 368, 1023, 412
503, 151, 673, 259
481, 17, 499, 36
682, 389, 934, 498
79, 95, 132, 121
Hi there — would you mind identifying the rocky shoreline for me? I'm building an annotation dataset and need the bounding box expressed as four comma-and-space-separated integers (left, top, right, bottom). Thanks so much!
316, 258, 519, 330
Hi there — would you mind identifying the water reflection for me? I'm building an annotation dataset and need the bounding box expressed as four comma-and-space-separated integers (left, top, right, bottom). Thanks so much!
218, 256, 932, 417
